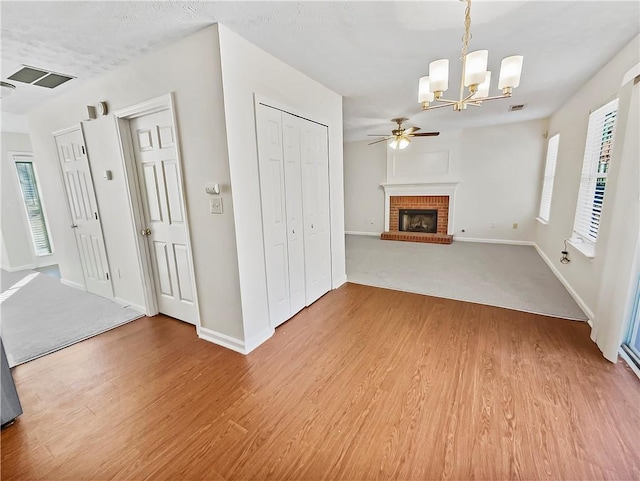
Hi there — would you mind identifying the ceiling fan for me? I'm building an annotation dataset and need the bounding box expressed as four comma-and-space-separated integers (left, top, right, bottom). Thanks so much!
368, 117, 439, 150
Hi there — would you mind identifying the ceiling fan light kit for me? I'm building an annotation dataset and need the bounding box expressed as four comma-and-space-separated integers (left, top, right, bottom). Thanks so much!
419, 0, 523, 112
368, 117, 440, 150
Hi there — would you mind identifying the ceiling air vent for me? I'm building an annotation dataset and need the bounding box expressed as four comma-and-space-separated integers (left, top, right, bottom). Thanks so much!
7, 65, 74, 89
509, 104, 525, 112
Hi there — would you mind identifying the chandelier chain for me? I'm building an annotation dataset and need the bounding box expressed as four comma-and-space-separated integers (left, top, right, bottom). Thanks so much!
461, 0, 472, 61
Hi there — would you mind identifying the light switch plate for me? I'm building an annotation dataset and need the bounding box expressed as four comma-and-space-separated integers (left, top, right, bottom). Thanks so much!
210, 197, 223, 214
205, 183, 220, 195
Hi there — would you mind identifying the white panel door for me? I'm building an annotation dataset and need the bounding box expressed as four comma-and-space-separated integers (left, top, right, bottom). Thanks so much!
282, 113, 306, 315
55, 127, 113, 299
256, 105, 292, 327
129, 110, 195, 324
300, 119, 332, 305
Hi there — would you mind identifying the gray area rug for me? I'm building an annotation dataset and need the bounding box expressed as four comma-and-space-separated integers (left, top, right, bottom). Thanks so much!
1, 269, 143, 367
346, 235, 587, 321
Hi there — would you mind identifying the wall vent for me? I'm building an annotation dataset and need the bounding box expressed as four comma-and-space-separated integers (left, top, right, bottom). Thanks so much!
509, 104, 525, 112
7, 65, 74, 89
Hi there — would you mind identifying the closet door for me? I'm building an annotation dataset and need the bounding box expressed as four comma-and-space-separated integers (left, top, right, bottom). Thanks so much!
256, 105, 291, 327
300, 119, 332, 305
282, 113, 306, 315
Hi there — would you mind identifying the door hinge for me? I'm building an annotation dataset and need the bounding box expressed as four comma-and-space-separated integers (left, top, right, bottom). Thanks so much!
82, 145, 86, 155
106, 272, 109, 280
94, 212, 98, 220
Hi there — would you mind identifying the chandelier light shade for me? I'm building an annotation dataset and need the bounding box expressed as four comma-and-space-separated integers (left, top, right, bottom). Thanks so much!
463, 50, 489, 87
418, 0, 523, 112
428, 59, 449, 93
418, 76, 435, 103
472, 71, 491, 99
498, 55, 524, 90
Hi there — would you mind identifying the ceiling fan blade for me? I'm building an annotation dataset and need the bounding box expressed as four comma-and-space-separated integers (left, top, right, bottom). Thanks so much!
410, 132, 440, 137
367, 134, 391, 137
368, 137, 392, 145
404, 127, 421, 135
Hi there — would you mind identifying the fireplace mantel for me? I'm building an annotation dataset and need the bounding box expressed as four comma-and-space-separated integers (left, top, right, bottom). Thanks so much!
381, 182, 460, 235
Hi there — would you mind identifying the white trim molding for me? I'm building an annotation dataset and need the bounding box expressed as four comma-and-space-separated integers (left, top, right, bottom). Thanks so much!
381, 182, 460, 235
60, 278, 86, 291
454, 237, 534, 246
621, 62, 640, 87
198, 326, 275, 355
533, 243, 594, 321
244, 327, 275, 354
114, 297, 147, 315
345, 231, 380, 237
332, 274, 348, 289
199, 327, 246, 354
1, 263, 36, 272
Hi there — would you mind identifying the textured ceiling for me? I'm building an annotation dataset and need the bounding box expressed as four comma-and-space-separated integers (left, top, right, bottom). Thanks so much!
1, 1, 639, 140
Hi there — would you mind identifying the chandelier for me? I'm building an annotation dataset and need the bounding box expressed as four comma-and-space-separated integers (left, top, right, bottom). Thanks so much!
418, 0, 523, 112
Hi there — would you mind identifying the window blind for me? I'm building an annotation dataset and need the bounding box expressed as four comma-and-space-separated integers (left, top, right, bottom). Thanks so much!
15, 161, 52, 256
573, 98, 618, 243
538, 133, 560, 222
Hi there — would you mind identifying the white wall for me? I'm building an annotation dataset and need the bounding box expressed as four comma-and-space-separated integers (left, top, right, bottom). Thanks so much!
456, 119, 548, 241
344, 119, 547, 242
535, 35, 640, 324
217, 24, 346, 347
1, 113, 30, 134
344, 140, 386, 234
26, 26, 245, 339
1, 131, 58, 270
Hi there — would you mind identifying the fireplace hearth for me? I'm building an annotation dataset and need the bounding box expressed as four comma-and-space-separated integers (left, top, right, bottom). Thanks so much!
399, 209, 438, 233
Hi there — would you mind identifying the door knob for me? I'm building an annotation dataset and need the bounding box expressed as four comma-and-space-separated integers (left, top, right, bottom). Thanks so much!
141, 228, 151, 236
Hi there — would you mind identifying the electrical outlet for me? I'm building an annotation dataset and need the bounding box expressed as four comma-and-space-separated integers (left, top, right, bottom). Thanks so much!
210, 197, 223, 214
512, 222, 519, 229
368, 218, 374, 225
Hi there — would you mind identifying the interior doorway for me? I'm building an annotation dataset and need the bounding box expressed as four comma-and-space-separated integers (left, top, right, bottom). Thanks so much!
114, 94, 199, 326
53, 126, 113, 299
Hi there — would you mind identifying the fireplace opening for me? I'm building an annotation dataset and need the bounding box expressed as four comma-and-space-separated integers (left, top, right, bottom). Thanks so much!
399, 209, 438, 233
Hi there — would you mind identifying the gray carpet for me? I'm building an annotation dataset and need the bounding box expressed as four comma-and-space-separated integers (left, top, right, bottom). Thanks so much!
346, 235, 587, 321
1, 269, 143, 367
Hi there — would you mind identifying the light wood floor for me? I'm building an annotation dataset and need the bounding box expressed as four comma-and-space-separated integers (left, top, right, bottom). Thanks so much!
2, 283, 639, 480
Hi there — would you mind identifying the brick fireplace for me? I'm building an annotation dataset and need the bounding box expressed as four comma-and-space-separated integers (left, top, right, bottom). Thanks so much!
380, 183, 458, 244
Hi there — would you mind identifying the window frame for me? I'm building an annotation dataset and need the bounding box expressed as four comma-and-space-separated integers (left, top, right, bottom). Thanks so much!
537, 132, 560, 224
571, 98, 619, 254
10, 152, 54, 257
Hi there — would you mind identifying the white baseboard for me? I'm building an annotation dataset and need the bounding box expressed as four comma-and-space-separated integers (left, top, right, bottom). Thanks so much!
533, 243, 594, 321
333, 274, 348, 289
114, 297, 146, 314
1, 263, 36, 272
454, 237, 534, 246
199, 325, 274, 355
198, 327, 248, 355
60, 278, 86, 291
244, 327, 274, 354
345, 231, 380, 237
